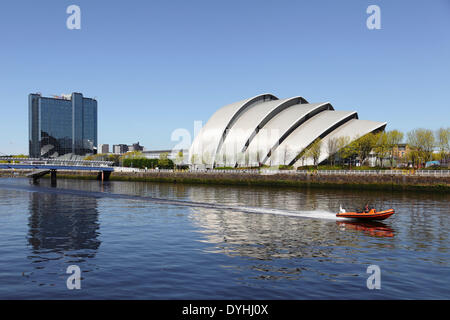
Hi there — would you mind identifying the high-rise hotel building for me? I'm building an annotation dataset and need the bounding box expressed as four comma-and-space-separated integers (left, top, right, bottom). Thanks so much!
29, 92, 98, 158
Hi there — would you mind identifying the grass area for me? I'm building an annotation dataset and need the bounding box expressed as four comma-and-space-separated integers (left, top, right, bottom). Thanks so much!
419, 166, 449, 170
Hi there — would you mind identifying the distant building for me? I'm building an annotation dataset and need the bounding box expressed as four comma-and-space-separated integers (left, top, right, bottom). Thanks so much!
29, 92, 97, 158
143, 149, 189, 164
393, 144, 410, 159
128, 142, 144, 152
112, 142, 144, 154
113, 144, 129, 154
99, 144, 110, 154
142, 149, 172, 159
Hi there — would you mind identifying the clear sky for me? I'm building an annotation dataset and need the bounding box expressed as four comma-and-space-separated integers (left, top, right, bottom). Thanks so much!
0, 0, 449, 154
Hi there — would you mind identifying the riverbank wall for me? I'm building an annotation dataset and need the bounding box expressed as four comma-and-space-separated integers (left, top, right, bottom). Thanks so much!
2, 169, 449, 192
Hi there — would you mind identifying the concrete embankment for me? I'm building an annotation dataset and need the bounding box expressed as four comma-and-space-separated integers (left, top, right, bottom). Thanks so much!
2, 169, 449, 192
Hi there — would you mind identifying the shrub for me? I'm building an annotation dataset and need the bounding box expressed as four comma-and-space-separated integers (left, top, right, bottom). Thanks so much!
123, 157, 174, 169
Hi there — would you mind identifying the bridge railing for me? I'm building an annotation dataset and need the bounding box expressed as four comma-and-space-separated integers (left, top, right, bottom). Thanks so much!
0, 157, 113, 167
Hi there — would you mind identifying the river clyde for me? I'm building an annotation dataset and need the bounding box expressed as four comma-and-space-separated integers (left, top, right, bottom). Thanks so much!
0, 177, 448, 299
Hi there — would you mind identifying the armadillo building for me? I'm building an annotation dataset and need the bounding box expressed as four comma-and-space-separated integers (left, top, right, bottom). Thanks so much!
189, 94, 386, 168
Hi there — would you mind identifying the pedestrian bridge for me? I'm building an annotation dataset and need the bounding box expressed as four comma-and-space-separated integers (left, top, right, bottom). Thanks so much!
0, 157, 114, 186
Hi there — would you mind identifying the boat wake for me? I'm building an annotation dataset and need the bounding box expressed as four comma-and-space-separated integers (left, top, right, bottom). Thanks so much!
0, 183, 343, 221
235, 206, 344, 220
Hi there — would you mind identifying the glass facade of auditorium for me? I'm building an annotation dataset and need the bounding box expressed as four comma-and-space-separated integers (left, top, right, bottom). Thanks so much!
29, 93, 98, 158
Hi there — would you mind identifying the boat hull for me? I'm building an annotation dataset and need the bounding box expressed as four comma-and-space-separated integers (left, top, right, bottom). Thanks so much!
336, 209, 395, 221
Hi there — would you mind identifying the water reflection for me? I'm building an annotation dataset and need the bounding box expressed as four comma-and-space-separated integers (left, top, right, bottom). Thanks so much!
54, 179, 188, 200
191, 207, 363, 259
336, 221, 395, 238
27, 192, 101, 263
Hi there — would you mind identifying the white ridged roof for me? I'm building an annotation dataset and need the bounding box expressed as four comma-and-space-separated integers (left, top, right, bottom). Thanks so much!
245, 102, 332, 165
216, 99, 288, 164
296, 118, 387, 166
189, 94, 277, 165
265, 110, 357, 165
189, 94, 387, 167
217, 97, 310, 165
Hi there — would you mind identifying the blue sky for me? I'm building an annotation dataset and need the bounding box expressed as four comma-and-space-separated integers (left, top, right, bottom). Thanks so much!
0, 0, 449, 154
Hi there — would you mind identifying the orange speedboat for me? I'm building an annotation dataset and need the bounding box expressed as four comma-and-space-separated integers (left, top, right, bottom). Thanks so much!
336, 208, 395, 221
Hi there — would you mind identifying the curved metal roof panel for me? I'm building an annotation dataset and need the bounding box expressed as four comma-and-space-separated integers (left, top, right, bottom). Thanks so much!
189, 94, 277, 165
295, 119, 387, 166
267, 110, 357, 165
217, 98, 311, 165
243, 102, 332, 166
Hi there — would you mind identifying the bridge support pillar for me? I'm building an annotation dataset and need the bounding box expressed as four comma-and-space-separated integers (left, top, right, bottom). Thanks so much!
50, 170, 57, 187
97, 170, 111, 182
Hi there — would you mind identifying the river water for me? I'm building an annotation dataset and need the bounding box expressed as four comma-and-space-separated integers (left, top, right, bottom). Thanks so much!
0, 177, 448, 299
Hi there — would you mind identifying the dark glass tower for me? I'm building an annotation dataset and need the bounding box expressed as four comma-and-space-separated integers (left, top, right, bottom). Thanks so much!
29, 93, 98, 158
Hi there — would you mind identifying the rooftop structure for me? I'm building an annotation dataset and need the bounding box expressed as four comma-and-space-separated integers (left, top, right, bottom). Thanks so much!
189, 94, 386, 168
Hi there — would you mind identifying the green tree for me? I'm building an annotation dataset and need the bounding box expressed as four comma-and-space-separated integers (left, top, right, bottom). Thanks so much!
84, 153, 114, 162
373, 132, 389, 167
436, 127, 450, 164
386, 129, 404, 168
12, 154, 28, 158
407, 128, 435, 167
122, 151, 143, 159
158, 152, 170, 168
305, 138, 322, 169
418, 129, 435, 164
326, 137, 339, 166
106, 154, 121, 166
352, 133, 377, 166
336, 136, 351, 166
291, 146, 308, 168
174, 150, 184, 169
123, 158, 159, 169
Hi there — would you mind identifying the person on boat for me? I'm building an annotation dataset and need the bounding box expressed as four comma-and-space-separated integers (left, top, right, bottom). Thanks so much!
364, 204, 370, 213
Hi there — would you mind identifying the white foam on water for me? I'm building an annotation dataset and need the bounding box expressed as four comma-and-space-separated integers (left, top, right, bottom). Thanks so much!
235, 206, 346, 221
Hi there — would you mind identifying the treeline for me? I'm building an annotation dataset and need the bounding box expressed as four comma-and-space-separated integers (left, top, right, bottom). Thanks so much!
85, 151, 183, 169
405, 128, 449, 167
299, 127, 449, 168
0, 154, 29, 163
